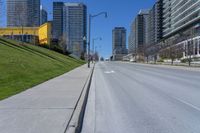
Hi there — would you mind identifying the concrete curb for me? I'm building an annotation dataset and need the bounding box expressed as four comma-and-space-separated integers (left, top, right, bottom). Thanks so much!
64, 64, 95, 133
122, 61, 200, 72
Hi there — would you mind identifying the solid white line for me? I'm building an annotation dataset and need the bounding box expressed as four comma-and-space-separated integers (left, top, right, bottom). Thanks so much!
173, 96, 200, 112
104, 70, 115, 74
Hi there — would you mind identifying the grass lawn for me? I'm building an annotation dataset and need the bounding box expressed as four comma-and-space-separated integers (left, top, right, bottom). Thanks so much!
0, 38, 85, 100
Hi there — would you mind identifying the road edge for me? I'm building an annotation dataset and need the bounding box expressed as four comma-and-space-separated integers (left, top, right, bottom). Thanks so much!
122, 61, 200, 72
64, 64, 95, 133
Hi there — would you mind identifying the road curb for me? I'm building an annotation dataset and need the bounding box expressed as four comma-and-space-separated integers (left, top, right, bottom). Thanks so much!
122, 61, 200, 72
64, 64, 95, 133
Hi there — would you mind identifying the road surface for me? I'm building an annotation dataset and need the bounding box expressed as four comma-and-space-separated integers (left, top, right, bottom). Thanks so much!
82, 62, 200, 133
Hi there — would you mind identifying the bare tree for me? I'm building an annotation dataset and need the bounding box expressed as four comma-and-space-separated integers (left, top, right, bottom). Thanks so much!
187, 40, 193, 66
169, 46, 177, 65
59, 33, 68, 54
176, 44, 184, 61
144, 45, 149, 64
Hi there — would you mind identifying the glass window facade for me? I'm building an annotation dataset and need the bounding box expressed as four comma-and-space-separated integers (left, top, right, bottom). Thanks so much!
112, 27, 127, 54
63, 3, 87, 57
7, 0, 40, 27
53, 2, 87, 58
163, 0, 200, 37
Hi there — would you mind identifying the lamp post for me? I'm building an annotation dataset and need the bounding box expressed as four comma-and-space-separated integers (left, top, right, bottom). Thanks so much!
88, 12, 107, 68
96, 44, 102, 61
83, 36, 87, 60
92, 37, 102, 62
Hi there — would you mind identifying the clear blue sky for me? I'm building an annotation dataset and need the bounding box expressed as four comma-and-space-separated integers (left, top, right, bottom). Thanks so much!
1, 0, 156, 58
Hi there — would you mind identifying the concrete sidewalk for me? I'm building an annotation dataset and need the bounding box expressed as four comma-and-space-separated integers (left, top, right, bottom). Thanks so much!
0, 64, 93, 133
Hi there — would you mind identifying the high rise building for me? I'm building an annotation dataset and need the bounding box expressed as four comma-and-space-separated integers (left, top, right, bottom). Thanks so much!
31, 0, 40, 26
53, 2, 87, 58
7, 0, 40, 27
63, 3, 87, 58
128, 21, 136, 54
53, 2, 64, 39
162, 0, 173, 38
160, 0, 200, 59
128, 10, 150, 56
40, 6, 48, 25
112, 27, 127, 60
148, 0, 163, 46
163, 0, 200, 38
129, 0, 200, 61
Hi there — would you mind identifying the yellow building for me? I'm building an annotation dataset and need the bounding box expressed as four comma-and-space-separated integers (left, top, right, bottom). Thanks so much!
0, 22, 52, 45
38, 22, 52, 45
0, 27, 38, 36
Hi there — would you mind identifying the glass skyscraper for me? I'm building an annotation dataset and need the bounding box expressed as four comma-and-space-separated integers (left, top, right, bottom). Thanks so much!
7, 0, 40, 27
112, 27, 127, 60
40, 6, 47, 25
53, 2, 64, 39
63, 3, 87, 58
53, 2, 87, 58
129, 10, 150, 54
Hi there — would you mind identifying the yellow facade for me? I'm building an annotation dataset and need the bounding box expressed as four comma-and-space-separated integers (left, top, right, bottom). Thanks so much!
0, 27, 38, 36
0, 22, 52, 45
38, 22, 52, 45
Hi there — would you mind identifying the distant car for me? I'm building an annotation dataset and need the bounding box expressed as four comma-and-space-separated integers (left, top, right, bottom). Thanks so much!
100, 57, 104, 61
105, 58, 110, 61
130, 58, 136, 62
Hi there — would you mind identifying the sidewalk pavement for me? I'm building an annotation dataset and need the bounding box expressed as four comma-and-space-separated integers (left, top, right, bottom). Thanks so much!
0, 64, 93, 133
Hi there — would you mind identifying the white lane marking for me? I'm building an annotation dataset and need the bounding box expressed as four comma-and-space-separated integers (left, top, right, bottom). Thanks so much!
173, 96, 200, 112
104, 70, 115, 74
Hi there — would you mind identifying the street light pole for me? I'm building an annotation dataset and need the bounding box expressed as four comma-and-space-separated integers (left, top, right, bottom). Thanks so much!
96, 45, 102, 61
88, 12, 107, 68
93, 37, 102, 54
92, 37, 102, 62
88, 15, 91, 68
92, 38, 94, 55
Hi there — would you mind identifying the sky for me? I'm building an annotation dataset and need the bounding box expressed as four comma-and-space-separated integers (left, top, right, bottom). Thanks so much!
0, 0, 156, 58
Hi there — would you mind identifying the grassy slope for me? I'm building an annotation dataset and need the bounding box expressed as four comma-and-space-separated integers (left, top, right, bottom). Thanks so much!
0, 38, 85, 100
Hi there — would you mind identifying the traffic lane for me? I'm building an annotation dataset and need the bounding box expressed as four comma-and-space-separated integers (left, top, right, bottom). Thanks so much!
82, 62, 200, 133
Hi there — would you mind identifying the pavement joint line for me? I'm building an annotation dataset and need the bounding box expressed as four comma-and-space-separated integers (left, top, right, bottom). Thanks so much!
64, 76, 86, 79
0, 107, 74, 110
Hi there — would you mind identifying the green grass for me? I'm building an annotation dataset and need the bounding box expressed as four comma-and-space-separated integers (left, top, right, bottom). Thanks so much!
0, 38, 85, 100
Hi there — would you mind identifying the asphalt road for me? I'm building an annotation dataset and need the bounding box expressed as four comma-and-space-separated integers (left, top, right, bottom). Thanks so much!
82, 62, 200, 133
